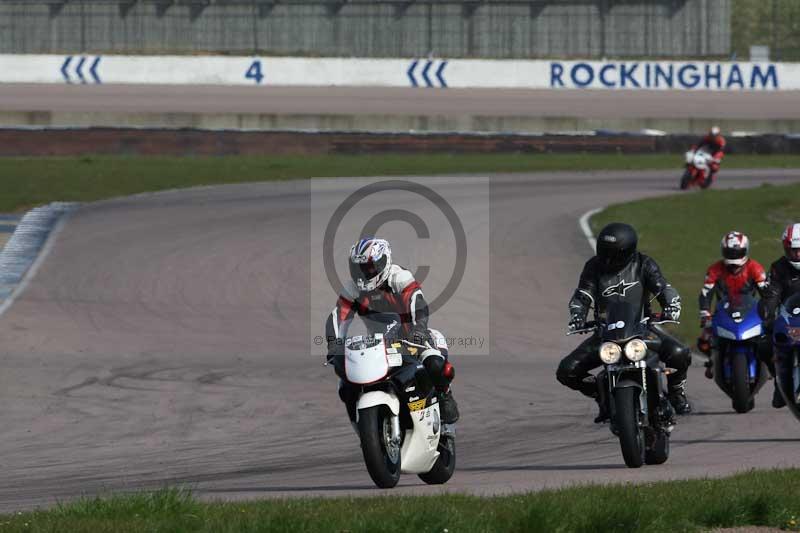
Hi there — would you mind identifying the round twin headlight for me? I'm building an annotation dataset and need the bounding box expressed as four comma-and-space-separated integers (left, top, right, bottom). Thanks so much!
599, 342, 622, 364
624, 339, 648, 362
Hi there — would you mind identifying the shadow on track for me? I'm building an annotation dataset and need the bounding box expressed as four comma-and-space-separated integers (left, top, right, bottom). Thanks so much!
196, 484, 383, 493
461, 464, 626, 472
673, 437, 800, 445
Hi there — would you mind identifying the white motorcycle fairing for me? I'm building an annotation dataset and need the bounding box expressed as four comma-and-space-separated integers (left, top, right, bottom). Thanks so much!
355, 389, 442, 474
345, 334, 390, 384
685, 149, 712, 170
399, 398, 441, 473
356, 390, 400, 419
344, 331, 445, 479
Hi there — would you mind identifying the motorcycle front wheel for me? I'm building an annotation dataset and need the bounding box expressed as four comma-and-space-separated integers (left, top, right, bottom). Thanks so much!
615, 387, 645, 468
731, 354, 754, 414
358, 405, 401, 488
679, 170, 692, 190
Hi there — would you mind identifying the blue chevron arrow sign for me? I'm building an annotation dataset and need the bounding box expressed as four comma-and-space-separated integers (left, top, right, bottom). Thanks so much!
61, 56, 102, 84
407, 59, 448, 88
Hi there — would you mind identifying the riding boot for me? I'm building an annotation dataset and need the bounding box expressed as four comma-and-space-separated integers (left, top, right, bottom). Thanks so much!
773, 381, 787, 409
704, 360, 714, 380
667, 379, 692, 415
338, 380, 359, 423
594, 396, 610, 424
438, 388, 460, 424
773, 351, 793, 409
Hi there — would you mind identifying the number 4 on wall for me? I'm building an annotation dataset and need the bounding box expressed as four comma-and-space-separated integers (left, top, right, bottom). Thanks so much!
245, 60, 264, 84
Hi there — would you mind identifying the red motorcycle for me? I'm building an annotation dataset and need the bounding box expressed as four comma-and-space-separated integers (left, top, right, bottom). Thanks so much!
679, 149, 717, 190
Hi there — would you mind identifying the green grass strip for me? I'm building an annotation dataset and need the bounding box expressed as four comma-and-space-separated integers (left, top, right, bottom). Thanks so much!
3, 153, 800, 213
592, 181, 800, 342
2, 469, 800, 532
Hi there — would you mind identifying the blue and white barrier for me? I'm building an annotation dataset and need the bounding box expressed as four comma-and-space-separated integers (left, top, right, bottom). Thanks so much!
0, 55, 798, 90
0, 202, 78, 304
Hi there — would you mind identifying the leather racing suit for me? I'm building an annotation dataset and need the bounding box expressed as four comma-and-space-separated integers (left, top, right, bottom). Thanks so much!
325, 264, 457, 423
691, 133, 726, 179
557, 252, 691, 405
697, 259, 769, 367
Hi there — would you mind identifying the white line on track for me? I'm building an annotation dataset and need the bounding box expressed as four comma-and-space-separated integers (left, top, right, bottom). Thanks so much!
578, 206, 604, 251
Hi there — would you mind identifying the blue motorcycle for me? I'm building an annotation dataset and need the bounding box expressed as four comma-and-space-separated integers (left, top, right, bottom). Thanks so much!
772, 293, 800, 421
710, 296, 768, 413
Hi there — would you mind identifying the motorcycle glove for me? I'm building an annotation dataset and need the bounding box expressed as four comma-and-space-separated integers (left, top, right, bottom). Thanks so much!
326, 340, 344, 359
662, 305, 681, 322
410, 324, 429, 346
699, 309, 711, 328
568, 314, 586, 332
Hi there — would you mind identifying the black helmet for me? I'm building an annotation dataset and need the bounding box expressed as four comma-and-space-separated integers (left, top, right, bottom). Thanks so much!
596, 223, 638, 272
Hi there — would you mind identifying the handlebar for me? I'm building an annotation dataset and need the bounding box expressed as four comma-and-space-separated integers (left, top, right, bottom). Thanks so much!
566, 320, 599, 336
565, 316, 680, 336
324, 339, 429, 366
401, 339, 430, 350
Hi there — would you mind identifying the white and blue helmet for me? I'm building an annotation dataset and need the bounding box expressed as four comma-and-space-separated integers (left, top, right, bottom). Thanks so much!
349, 238, 392, 292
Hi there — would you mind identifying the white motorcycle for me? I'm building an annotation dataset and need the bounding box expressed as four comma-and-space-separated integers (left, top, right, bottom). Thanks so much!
680, 149, 716, 190
332, 327, 455, 488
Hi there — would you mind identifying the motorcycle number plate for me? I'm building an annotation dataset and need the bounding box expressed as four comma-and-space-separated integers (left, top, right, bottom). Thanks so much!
387, 352, 402, 367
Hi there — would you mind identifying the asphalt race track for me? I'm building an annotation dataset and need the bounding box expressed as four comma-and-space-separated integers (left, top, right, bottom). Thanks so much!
1, 169, 800, 510
2, 84, 800, 119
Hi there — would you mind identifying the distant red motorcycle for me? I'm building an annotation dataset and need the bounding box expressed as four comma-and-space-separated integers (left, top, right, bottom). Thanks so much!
679, 149, 717, 190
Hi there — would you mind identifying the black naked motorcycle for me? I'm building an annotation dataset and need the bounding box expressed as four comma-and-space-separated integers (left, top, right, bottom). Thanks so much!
569, 301, 677, 468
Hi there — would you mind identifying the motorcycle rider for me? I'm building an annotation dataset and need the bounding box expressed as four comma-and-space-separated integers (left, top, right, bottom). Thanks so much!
690, 126, 726, 183
760, 223, 800, 408
557, 222, 692, 421
325, 237, 460, 424
697, 231, 769, 380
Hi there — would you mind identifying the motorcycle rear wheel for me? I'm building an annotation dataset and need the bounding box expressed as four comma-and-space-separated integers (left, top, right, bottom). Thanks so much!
644, 428, 670, 465
731, 354, 754, 414
418, 434, 456, 485
615, 387, 645, 468
358, 405, 401, 488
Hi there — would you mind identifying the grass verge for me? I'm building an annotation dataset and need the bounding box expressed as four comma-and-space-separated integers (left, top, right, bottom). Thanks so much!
2, 469, 800, 532
591, 181, 800, 342
3, 153, 800, 213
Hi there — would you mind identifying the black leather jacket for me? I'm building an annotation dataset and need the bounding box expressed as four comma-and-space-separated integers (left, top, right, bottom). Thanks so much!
761, 257, 800, 321
569, 252, 681, 322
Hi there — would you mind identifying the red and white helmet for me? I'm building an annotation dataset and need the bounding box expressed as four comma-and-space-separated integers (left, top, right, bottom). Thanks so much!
721, 231, 749, 267
710, 125, 721, 137
349, 237, 392, 292
782, 223, 800, 270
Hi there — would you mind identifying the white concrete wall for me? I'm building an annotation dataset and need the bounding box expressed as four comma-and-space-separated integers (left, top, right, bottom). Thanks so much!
1, 55, 799, 90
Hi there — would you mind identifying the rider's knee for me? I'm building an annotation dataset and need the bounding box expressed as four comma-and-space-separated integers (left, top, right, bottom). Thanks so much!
428, 328, 449, 359
556, 357, 582, 388
663, 342, 691, 370
422, 349, 445, 377
338, 379, 358, 404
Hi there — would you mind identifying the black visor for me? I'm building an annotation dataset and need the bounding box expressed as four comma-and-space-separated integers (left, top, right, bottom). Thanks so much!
722, 247, 747, 260
349, 255, 387, 283
597, 243, 635, 272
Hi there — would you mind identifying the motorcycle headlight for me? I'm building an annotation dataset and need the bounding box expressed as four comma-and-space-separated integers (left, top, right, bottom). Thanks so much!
624, 339, 647, 362
599, 342, 622, 364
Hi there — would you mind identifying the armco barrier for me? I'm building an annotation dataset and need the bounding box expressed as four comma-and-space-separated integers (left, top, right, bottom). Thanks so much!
1, 128, 799, 157
2, 55, 800, 90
